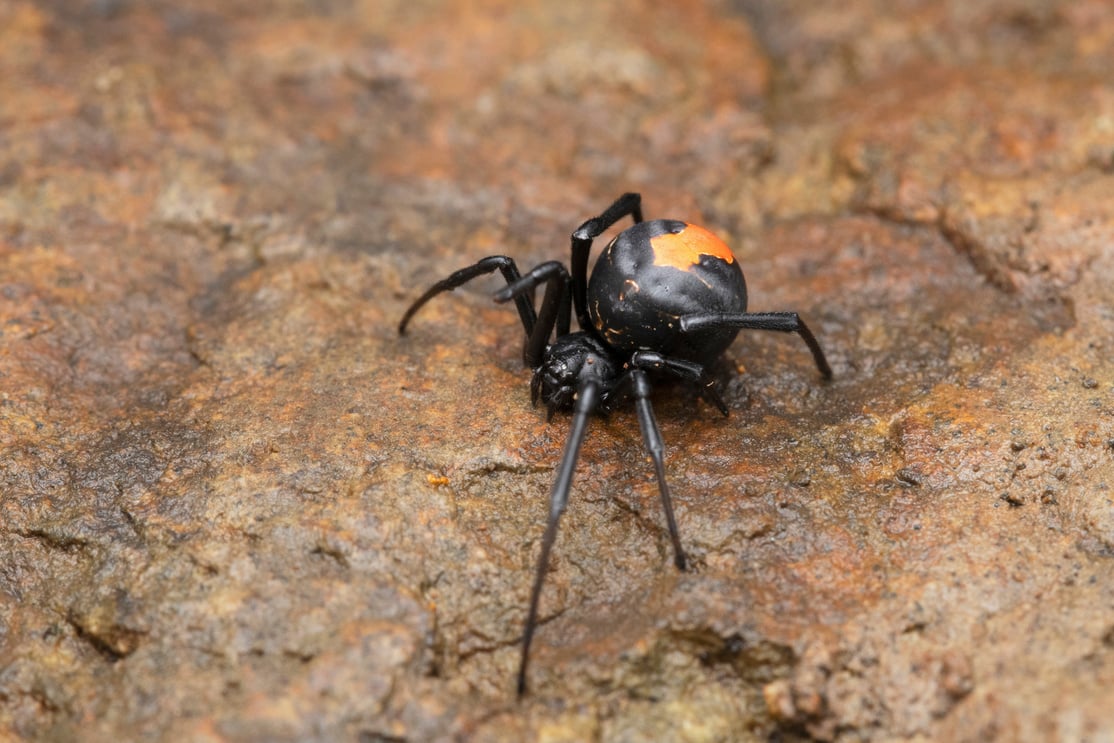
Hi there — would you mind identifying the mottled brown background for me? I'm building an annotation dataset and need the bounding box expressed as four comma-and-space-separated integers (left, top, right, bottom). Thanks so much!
1, 1, 1112, 741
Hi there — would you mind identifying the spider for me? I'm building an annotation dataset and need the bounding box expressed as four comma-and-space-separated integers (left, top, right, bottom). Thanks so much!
398, 193, 832, 696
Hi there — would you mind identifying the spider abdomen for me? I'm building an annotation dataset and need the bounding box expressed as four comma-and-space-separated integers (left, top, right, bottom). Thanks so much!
587, 219, 748, 365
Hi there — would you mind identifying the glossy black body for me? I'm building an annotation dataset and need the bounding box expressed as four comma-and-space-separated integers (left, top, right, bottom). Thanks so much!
588, 219, 747, 365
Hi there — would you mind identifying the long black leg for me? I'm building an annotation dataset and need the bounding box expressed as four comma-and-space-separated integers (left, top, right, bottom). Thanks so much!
570, 193, 643, 333
680, 311, 833, 380
494, 261, 572, 368
626, 350, 728, 416
610, 368, 687, 571
555, 282, 572, 338
398, 256, 537, 339
518, 379, 600, 698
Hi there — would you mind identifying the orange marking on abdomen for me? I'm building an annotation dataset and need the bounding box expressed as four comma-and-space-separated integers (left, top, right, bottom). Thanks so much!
649, 224, 735, 269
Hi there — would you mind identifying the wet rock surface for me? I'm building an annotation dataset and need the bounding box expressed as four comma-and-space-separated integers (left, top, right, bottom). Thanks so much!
2, 1, 1112, 740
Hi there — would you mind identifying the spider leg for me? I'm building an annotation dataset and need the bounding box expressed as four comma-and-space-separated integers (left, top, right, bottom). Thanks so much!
570, 193, 644, 333
398, 255, 537, 339
518, 379, 601, 698
609, 368, 688, 572
680, 311, 833, 380
494, 261, 572, 368
626, 350, 728, 416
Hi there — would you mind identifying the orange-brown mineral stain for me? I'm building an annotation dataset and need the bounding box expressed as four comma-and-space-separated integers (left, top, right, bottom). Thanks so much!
649, 224, 735, 269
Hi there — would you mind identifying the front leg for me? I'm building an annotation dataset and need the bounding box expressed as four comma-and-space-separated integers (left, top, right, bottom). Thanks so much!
609, 368, 688, 572
398, 256, 537, 344
494, 261, 572, 368
518, 378, 601, 697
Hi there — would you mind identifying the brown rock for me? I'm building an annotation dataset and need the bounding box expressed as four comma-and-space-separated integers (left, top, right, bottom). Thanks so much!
2, 1, 1112, 740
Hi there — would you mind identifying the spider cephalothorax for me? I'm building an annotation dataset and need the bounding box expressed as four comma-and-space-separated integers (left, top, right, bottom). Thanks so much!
530, 332, 617, 416
398, 193, 832, 696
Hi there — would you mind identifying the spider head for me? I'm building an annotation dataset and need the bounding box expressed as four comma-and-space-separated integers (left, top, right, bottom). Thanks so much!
532, 332, 618, 414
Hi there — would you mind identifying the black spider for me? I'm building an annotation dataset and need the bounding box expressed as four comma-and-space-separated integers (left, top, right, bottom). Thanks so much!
398, 193, 832, 695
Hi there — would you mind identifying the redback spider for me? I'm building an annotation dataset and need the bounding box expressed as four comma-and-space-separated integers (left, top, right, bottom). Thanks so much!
398, 193, 832, 696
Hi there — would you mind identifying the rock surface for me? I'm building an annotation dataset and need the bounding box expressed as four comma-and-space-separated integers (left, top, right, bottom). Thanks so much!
1, 1, 1112, 740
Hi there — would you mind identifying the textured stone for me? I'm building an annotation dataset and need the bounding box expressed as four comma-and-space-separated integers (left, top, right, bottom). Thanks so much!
1, 1, 1112, 740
